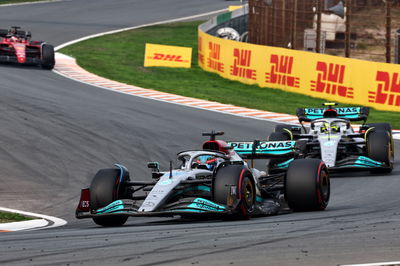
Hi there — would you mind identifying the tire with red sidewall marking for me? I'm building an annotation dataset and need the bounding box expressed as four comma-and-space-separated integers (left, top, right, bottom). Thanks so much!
90, 168, 128, 227
213, 164, 255, 219
285, 159, 330, 211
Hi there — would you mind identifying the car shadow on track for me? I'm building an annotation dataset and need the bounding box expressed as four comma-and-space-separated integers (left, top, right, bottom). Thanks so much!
329, 170, 396, 179
0, 62, 48, 71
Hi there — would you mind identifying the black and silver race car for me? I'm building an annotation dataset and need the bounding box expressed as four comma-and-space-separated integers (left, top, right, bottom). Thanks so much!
76, 132, 330, 227
268, 103, 394, 174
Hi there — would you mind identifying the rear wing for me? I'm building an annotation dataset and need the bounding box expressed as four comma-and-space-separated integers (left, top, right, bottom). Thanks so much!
227, 140, 296, 159
296, 106, 369, 122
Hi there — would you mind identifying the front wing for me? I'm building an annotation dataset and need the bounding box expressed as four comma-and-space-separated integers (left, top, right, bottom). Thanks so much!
269, 156, 389, 172
0, 56, 42, 64
76, 196, 282, 219
330, 155, 389, 171
76, 197, 234, 219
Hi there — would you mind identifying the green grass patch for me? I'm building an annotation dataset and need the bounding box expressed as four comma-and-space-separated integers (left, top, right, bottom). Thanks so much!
60, 21, 400, 128
0, 0, 46, 4
0, 211, 32, 223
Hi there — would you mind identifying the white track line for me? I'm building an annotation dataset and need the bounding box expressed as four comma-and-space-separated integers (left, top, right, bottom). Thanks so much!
0, 219, 48, 232
341, 262, 400, 266
54, 8, 229, 51
0, 0, 65, 7
0, 207, 67, 231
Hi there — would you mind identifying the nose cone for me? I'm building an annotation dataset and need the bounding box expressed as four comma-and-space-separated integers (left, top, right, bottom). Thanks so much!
13, 44, 26, 63
17, 56, 26, 63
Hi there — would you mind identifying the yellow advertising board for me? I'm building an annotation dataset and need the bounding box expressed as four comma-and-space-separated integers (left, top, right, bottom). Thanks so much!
198, 30, 400, 112
144, 43, 192, 68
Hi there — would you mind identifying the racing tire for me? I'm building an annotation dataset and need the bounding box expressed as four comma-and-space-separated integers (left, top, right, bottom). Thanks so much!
269, 132, 290, 141
41, 44, 55, 70
90, 168, 128, 227
268, 132, 291, 174
213, 164, 255, 219
274, 124, 294, 140
285, 159, 330, 211
366, 123, 392, 136
367, 130, 393, 174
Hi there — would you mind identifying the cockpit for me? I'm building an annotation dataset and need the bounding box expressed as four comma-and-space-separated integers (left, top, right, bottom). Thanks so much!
177, 151, 226, 171
311, 119, 350, 134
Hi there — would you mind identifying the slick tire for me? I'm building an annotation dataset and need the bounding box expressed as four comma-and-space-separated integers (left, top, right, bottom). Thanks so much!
90, 169, 128, 227
41, 44, 55, 70
274, 124, 294, 140
269, 132, 290, 141
367, 123, 392, 136
367, 130, 393, 174
285, 159, 330, 211
213, 164, 255, 219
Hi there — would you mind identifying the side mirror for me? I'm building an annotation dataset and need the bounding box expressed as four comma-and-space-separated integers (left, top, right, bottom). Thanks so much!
147, 162, 159, 172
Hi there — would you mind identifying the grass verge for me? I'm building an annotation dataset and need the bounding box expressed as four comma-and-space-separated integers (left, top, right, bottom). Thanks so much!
0, 211, 32, 223
60, 21, 400, 128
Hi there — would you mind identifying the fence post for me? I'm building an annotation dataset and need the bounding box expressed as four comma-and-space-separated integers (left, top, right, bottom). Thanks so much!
316, 0, 322, 53
386, 0, 391, 63
291, 0, 298, 49
345, 0, 351, 58
271, 0, 276, 46
396, 29, 400, 64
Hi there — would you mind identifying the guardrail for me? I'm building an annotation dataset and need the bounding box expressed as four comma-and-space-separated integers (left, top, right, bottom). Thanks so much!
198, 7, 400, 112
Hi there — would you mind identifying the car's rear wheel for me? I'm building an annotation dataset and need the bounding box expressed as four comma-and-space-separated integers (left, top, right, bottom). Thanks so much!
41, 44, 55, 70
273, 124, 295, 139
366, 123, 392, 135
213, 164, 255, 219
367, 130, 393, 173
90, 168, 129, 227
285, 159, 330, 211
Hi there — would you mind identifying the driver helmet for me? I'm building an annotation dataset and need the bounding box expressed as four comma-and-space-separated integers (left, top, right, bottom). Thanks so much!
320, 122, 330, 133
330, 122, 340, 133
320, 122, 340, 133
195, 155, 220, 171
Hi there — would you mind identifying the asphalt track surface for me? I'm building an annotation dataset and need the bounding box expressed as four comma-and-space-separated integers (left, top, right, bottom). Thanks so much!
0, 0, 399, 265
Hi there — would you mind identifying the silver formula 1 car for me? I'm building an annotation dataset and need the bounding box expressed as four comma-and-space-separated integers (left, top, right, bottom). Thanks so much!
268, 103, 394, 174
76, 131, 330, 227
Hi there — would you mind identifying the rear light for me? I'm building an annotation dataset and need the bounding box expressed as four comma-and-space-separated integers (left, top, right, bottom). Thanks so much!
76, 188, 90, 212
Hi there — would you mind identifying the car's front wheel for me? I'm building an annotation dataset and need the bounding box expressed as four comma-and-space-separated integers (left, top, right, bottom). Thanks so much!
90, 168, 129, 227
213, 164, 255, 219
41, 44, 55, 70
367, 130, 393, 173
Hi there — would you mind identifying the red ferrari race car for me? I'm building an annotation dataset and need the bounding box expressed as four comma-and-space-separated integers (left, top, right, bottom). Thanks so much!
0, 26, 55, 69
